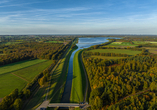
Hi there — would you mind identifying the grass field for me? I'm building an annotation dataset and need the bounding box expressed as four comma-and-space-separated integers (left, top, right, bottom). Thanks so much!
0, 59, 52, 98
45, 41, 63, 43
144, 47, 157, 54
0, 42, 22, 45
133, 41, 150, 44
0, 59, 47, 75
70, 50, 85, 103
13, 60, 52, 82
88, 49, 141, 56
89, 56, 125, 60
0, 73, 27, 98
109, 42, 137, 46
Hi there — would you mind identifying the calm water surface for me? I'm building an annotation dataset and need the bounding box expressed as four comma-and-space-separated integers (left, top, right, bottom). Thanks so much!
60, 37, 112, 103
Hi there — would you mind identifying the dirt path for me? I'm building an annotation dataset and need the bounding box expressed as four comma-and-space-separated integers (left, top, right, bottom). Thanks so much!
79, 50, 88, 102
11, 73, 29, 82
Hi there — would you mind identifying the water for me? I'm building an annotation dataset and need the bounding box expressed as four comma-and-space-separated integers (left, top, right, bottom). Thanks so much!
60, 37, 112, 103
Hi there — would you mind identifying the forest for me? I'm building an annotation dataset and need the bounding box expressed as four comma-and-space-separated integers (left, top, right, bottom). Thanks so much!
82, 37, 157, 110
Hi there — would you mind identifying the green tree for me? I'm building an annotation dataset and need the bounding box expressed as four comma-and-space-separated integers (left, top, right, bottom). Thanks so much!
23, 89, 30, 99
13, 98, 23, 110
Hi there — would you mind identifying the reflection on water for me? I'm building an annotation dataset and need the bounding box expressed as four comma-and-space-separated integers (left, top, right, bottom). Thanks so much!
60, 37, 113, 103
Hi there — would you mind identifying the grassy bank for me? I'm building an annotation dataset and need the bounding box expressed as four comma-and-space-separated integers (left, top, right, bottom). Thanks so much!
70, 50, 86, 103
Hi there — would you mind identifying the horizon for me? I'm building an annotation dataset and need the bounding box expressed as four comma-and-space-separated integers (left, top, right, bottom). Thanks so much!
0, 0, 157, 35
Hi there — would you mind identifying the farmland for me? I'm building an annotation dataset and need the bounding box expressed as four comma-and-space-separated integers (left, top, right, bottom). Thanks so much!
0, 59, 47, 75
87, 49, 141, 56
0, 59, 52, 98
0, 73, 27, 98
108, 42, 138, 46
88, 56, 125, 60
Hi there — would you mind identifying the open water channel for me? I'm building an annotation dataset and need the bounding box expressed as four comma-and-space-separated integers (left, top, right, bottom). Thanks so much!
61, 37, 111, 103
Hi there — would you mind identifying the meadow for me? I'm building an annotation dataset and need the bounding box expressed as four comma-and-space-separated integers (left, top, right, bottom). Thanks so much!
0, 73, 27, 98
89, 56, 125, 60
0, 59, 47, 75
144, 47, 157, 54
13, 60, 52, 82
109, 42, 138, 46
88, 49, 141, 56
0, 59, 52, 98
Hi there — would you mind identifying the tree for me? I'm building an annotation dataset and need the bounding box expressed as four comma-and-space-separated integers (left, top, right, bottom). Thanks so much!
150, 82, 157, 91
94, 96, 103, 109
13, 98, 23, 110
23, 89, 30, 99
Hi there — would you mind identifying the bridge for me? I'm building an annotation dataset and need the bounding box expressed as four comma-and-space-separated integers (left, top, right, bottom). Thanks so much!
48, 103, 79, 108
36, 100, 90, 110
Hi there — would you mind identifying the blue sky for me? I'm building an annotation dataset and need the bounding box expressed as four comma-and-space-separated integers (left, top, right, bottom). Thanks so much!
0, 0, 157, 35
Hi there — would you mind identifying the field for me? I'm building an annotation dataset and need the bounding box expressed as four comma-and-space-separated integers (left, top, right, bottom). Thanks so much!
45, 41, 63, 43
0, 59, 47, 75
133, 41, 150, 44
88, 49, 141, 56
109, 42, 138, 46
0, 73, 27, 98
89, 56, 125, 60
12, 60, 52, 82
144, 47, 157, 54
0, 59, 52, 98
70, 50, 85, 103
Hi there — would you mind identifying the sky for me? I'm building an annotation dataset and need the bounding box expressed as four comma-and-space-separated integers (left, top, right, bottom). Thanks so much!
0, 0, 157, 35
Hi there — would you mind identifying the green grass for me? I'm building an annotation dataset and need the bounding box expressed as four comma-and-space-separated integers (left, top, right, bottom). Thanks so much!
133, 41, 150, 44
0, 42, 22, 45
109, 42, 137, 46
13, 60, 52, 82
0, 73, 27, 98
0, 59, 52, 98
89, 56, 125, 60
45, 41, 63, 43
88, 49, 141, 56
70, 50, 85, 103
0, 59, 47, 75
